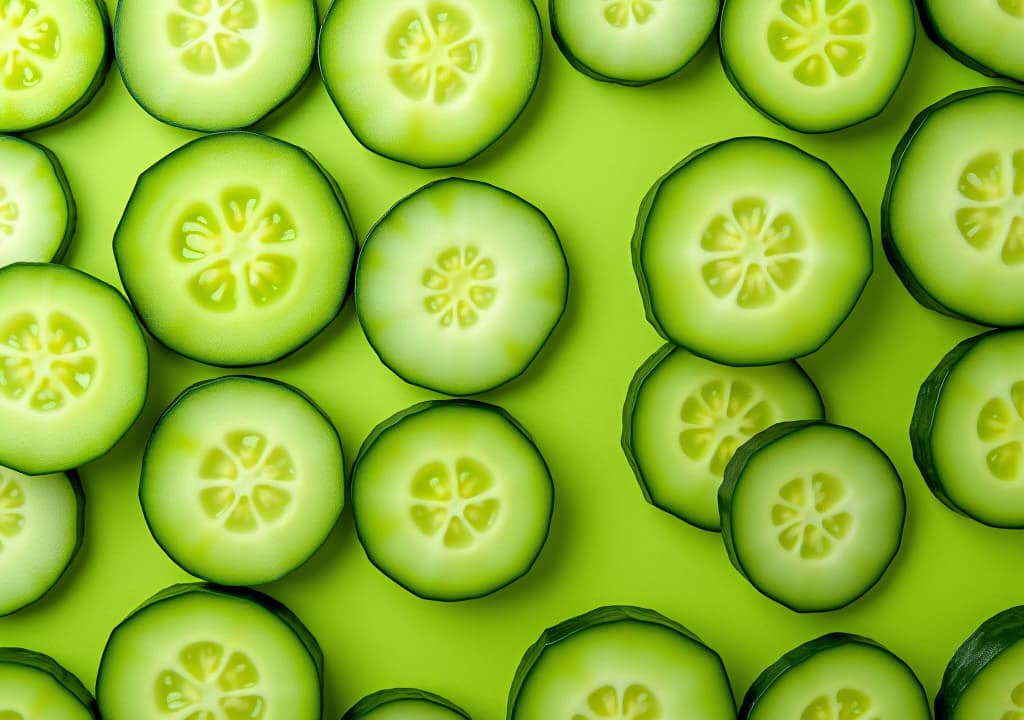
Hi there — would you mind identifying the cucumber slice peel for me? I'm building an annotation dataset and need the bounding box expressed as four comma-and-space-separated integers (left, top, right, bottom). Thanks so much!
0, 647, 99, 718
343, 689, 471, 720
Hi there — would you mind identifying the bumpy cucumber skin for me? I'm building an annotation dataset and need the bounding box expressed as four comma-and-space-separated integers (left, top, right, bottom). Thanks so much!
343, 688, 472, 720
916, 1, 1024, 83
0, 647, 99, 716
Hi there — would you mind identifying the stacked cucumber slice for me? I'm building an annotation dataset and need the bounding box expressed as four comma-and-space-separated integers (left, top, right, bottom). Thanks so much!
938, 606, 1024, 718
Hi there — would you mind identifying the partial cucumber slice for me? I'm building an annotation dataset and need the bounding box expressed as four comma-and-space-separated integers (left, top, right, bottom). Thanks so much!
343, 689, 471, 720
140, 376, 344, 585
97, 583, 322, 720
356, 178, 568, 396
884, 87, 1024, 326
919, 0, 1024, 82
720, 421, 906, 612
741, 633, 930, 720
508, 606, 736, 720
114, 132, 356, 367
0, 136, 75, 266
0, 263, 149, 475
720, 0, 915, 133
0, 647, 98, 719
550, 0, 719, 85
0, 0, 110, 132
633, 137, 871, 365
352, 400, 553, 601
319, 0, 541, 167
623, 345, 824, 531
115, 0, 316, 131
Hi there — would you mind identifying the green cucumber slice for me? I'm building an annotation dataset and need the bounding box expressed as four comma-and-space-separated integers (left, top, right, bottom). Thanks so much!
633, 137, 871, 365
356, 178, 568, 396
318, 0, 541, 167
0, 647, 99, 719
352, 399, 553, 601
550, 0, 719, 85
96, 583, 323, 720
623, 344, 824, 531
0, 0, 110, 132
720, 0, 915, 133
343, 689, 471, 720
115, 0, 316, 131
741, 633, 930, 720
140, 376, 344, 586
0, 263, 149, 475
113, 131, 356, 367
0, 135, 75, 266
508, 606, 736, 720
720, 421, 906, 612
919, 0, 1024, 82
884, 87, 1024, 326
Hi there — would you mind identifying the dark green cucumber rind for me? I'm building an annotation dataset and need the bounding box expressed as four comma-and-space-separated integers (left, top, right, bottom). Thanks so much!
0, 647, 99, 716
352, 399, 554, 602
4, 137, 77, 263
719, 420, 906, 613
935, 605, 1024, 719
343, 688, 471, 720
355, 177, 568, 395
915, 1, 1023, 83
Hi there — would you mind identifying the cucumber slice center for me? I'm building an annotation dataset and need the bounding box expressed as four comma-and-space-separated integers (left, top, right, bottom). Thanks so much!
409, 456, 501, 549
771, 472, 854, 559
800, 688, 876, 720
954, 150, 1024, 264
767, 0, 871, 87
421, 244, 498, 329
0, 0, 61, 92
0, 472, 25, 550
154, 641, 266, 719
999, 0, 1024, 19
167, 0, 259, 76
680, 380, 776, 476
602, 0, 662, 29
0, 184, 19, 240
976, 382, 1024, 482
571, 683, 662, 720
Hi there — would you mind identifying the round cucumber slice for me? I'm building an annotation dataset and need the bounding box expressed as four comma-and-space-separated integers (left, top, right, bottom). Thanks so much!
0, 647, 98, 719
352, 399, 553, 601
741, 633, 930, 720
0, 135, 75, 266
623, 344, 824, 531
343, 689, 471, 720
140, 376, 344, 586
356, 178, 568, 396
97, 583, 322, 720
550, 0, 719, 85
113, 131, 356, 367
720, 0, 915, 133
0, 263, 149, 475
720, 421, 906, 612
508, 606, 736, 720
318, 0, 541, 168
884, 87, 1024, 326
919, 0, 1024, 82
633, 137, 871, 366
0, 0, 110, 132
115, 0, 316, 131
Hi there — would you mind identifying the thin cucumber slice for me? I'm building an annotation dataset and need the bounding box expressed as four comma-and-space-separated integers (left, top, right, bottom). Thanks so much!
0, 0, 110, 132
508, 606, 736, 720
344, 689, 471, 720
140, 376, 344, 586
720, 421, 906, 612
741, 634, 930, 720
720, 0, 915, 133
0, 135, 75, 266
550, 0, 719, 85
0, 263, 149, 475
633, 137, 871, 365
884, 87, 1024, 326
318, 0, 541, 168
96, 583, 322, 720
113, 131, 356, 367
352, 399, 553, 601
0, 647, 99, 719
115, 0, 316, 131
919, 0, 1024, 82
356, 178, 568, 396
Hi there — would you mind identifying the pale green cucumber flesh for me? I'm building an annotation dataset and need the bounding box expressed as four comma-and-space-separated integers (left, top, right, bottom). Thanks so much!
919, 0, 1024, 82
0, 647, 98, 719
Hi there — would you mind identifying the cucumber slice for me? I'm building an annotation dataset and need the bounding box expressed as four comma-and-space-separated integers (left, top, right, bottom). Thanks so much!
0, 0, 110, 132
113, 131, 356, 367
352, 399, 553, 601
741, 633, 930, 720
0, 135, 75, 266
0, 647, 98, 719
343, 689, 471, 720
356, 178, 568, 396
623, 344, 824, 531
140, 376, 344, 586
115, 0, 316, 131
720, 421, 906, 612
884, 87, 1024, 326
318, 0, 541, 168
96, 583, 322, 720
508, 606, 736, 720
550, 0, 719, 85
720, 0, 915, 133
919, 0, 1024, 82
633, 137, 871, 366
0, 263, 149, 475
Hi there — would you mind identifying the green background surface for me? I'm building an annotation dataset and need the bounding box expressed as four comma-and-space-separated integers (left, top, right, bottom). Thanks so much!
1, 1, 1020, 717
